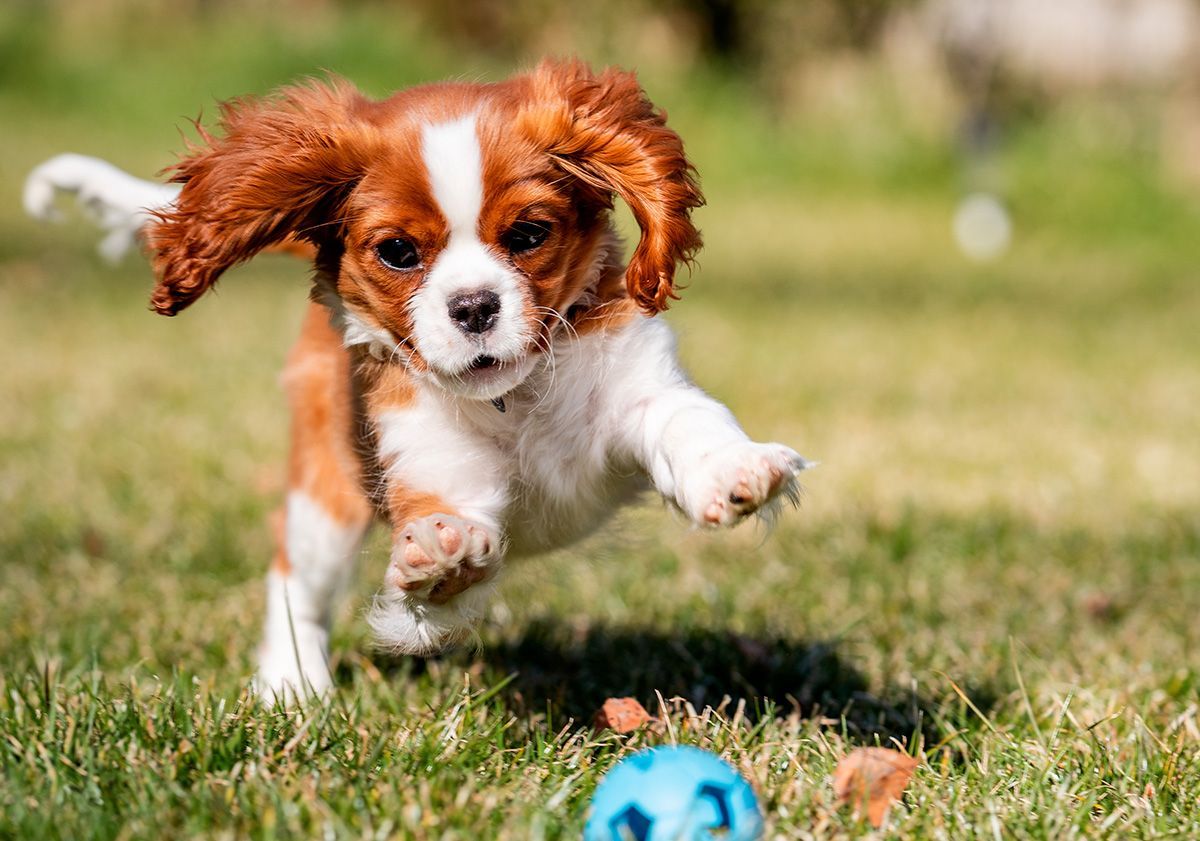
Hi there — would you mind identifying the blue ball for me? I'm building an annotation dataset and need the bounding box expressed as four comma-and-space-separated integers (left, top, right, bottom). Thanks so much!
585, 745, 764, 841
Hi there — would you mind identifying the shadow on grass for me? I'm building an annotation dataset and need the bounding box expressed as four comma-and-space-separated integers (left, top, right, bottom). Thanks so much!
369, 619, 992, 747
487, 621, 944, 745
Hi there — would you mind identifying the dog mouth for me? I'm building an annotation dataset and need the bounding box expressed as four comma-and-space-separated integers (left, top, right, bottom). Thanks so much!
468, 355, 501, 374
455, 354, 509, 385
446, 352, 520, 389
427, 349, 539, 401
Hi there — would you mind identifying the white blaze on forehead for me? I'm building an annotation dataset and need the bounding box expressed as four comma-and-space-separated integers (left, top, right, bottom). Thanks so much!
412, 112, 533, 394
421, 114, 483, 236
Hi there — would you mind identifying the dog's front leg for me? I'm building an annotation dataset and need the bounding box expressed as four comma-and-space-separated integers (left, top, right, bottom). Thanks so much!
367, 407, 509, 655
613, 320, 811, 528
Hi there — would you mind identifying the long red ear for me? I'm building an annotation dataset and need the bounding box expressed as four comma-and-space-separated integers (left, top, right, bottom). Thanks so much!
147, 78, 375, 316
523, 59, 704, 314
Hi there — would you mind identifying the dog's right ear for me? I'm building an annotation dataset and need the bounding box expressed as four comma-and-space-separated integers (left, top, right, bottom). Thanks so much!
520, 59, 703, 315
147, 78, 376, 316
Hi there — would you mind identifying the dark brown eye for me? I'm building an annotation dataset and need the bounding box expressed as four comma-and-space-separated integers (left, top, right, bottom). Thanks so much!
376, 238, 420, 270
501, 220, 551, 254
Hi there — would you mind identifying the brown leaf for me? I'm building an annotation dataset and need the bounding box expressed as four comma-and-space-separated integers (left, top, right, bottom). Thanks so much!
593, 697, 652, 733
833, 747, 919, 827
81, 526, 107, 558
1082, 592, 1118, 622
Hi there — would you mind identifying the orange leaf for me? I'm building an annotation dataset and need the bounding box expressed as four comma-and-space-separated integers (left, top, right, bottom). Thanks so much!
832, 747, 919, 827
593, 697, 652, 733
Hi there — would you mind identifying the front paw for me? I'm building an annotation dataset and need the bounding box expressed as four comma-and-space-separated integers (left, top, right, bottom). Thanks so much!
385, 514, 501, 604
683, 442, 811, 527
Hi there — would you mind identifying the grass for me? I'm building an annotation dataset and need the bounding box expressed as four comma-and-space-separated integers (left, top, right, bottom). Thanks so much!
3, 3, 1200, 838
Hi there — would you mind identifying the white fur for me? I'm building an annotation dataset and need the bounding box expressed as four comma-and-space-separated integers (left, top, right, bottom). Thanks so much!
319, 290, 402, 360
376, 391, 512, 526
366, 315, 811, 653
256, 491, 367, 700
23, 153, 179, 262
410, 116, 534, 397
422, 115, 483, 233
368, 578, 497, 656
338, 307, 399, 359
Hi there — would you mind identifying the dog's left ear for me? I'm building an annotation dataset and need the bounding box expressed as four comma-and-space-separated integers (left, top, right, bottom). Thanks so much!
148, 78, 376, 316
523, 59, 704, 314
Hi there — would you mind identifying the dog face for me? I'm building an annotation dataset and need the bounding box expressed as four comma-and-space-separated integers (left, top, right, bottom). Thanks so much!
332, 105, 611, 400
147, 60, 703, 400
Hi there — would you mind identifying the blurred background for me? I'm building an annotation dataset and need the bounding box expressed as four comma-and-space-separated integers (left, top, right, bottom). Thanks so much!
2, 0, 1199, 718
3, 1, 1200, 835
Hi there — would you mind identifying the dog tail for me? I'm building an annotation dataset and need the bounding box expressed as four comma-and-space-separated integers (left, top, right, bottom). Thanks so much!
24, 153, 181, 263
24, 153, 317, 264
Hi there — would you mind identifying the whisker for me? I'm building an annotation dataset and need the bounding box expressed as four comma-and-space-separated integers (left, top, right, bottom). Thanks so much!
531, 305, 579, 344
526, 328, 559, 413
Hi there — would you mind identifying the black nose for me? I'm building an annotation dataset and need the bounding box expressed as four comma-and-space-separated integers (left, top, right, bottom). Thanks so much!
447, 290, 501, 335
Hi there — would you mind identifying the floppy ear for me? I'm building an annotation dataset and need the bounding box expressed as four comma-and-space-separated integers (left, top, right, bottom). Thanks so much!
524, 59, 704, 314
147, 78, 375, 316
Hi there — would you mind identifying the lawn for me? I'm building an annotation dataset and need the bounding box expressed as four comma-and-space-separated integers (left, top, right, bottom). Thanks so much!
2, 4, 1199, 839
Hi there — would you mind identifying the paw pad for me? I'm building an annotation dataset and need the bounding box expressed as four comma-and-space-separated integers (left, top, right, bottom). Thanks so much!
689, 442, 809, 528
387, 513, 500, 602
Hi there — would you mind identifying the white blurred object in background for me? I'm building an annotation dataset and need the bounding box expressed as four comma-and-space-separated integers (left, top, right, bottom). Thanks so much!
953, 191, 1011, 261
932, 0, 1199, 90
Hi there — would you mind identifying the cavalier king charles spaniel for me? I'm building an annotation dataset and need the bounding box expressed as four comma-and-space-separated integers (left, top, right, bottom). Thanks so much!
25, 59, 810, 700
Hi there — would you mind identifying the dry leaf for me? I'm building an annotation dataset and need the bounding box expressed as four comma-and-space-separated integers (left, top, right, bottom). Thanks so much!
833, 747, 919, 827
81, 526, 107, 558
1082, 592, 1118, 622
593, 697, 652, 733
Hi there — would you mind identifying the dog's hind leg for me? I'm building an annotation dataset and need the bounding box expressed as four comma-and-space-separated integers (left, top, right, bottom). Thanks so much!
256, 303, 374, 702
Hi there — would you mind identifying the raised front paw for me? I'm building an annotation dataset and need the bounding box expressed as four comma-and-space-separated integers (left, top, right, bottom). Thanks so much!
385, 514, 501, 604
683, 441, 811, 528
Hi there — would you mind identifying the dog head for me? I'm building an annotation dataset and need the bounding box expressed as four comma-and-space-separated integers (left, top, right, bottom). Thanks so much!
148, 59, 703, 400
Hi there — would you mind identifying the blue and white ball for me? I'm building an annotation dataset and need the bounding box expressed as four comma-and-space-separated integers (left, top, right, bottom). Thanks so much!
585, 745, 763, 841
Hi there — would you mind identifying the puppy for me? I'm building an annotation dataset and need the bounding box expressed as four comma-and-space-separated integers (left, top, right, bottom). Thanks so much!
25, 59, 810, 700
